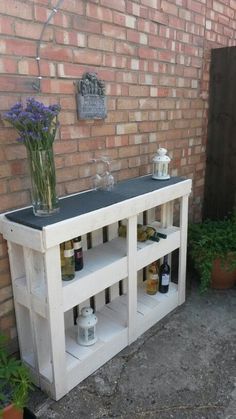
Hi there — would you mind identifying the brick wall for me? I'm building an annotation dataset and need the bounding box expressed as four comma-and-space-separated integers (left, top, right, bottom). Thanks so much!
0, 0, 236, 348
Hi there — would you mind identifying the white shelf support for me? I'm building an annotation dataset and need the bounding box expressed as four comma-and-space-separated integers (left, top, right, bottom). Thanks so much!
44, 245, 67, 399
127, 215, 138, 343
178, 194, 189, 306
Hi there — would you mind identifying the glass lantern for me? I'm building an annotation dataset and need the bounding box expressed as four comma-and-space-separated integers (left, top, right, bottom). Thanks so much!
152, 148, 171, 180
77, 307, 97, 346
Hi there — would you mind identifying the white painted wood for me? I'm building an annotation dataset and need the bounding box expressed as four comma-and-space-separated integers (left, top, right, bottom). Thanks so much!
7, 243, 37, 374
44, 245, 67, 399
136, 283, 179, 337
178, 194, 189, 305
107, 222, 120, 301
136, 227, 180, 270
91, 228, 106, 311
1, 219, 44, 251
0, 177, 191, 400
41, 179, 191, 249
127, 215, 137, 343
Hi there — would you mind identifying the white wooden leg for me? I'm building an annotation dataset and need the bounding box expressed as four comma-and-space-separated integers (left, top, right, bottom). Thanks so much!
178, 195, 189, 305
127, 215, 137, 343
44, 245, 67, 399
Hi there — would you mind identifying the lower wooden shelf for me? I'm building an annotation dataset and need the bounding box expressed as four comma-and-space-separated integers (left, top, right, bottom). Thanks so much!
137, 283, 178, 336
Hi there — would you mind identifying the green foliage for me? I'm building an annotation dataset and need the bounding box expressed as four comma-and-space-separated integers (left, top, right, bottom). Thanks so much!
0, 334, 33, 413
188, 215, 236, 292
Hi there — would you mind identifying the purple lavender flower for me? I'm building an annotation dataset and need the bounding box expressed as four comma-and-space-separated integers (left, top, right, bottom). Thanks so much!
3, 97, 61, 151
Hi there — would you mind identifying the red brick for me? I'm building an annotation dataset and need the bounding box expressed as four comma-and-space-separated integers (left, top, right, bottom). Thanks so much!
72, 16, 101, 34
113, 12, 136, 29
74, 50, 102, 65
0, 0, 33, 19
138, 19, 158, 34
129, 85, 150, 96
106, 135, 129, 148
40, 45, 73, 62
60, 126, 90, 140
0, 58, 18, 74
41, 79, 75, 94
161, 1, 178, 15
116, 42, 137, 56
57, 63, 84, 78
91, 124, 116, 136
0, 76, 36, 93
88, 35, 114, 51
0, 16, 15, 35
0, 39, 36, 57
127, 2, 148, 18
141, 0, 161, 8
86, 3, 113, 22
138, 47, 157, 60
104, 55, 127, 69
15, 21, 53, 41
102, 23, 126, 40
149, 35, 168, 49
117, 98, 139, 109
116, 72, 138, 84
78, 138, 106, 151
149, 9, 168, 25
101, 0, 126, 12
0, 191, 30, 212
34, 6, 70, 28
139, 121, 157, 132
59, 0, 84, 14
55, 29, 86, 47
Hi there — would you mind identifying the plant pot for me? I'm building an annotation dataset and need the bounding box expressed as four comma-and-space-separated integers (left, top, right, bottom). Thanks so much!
2, 404, 23, 419
211, 257, 236, 289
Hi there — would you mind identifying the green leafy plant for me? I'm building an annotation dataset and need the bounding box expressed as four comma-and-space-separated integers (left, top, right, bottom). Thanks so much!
188, 215, 236, 292
0, 335, 33, 414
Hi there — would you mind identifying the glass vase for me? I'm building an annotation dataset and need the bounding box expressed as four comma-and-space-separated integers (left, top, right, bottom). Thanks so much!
27, 147, 59, 216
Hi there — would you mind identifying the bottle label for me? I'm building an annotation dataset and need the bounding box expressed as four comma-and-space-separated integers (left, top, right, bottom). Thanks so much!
161, 274, 170, 286
74, 242, 82, 250
75, 250, 83, 259
64, 249, 74, 258
149, 273, 159, 280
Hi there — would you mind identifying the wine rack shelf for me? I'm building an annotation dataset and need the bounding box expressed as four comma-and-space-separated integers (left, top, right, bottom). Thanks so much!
0, 175, 191, 400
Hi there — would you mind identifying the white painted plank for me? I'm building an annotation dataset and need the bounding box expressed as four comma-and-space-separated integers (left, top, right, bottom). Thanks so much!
178, 194, 189, 305
107, 222, 120, 301
136, 227, 180, 270
91, 228, 106, 311
65, 329, 128, 395
127, 215, 137, 343
44, 245, 67, 400
41, 179, 192, 248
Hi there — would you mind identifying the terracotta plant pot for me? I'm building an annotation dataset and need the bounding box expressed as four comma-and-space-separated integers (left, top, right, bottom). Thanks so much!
211, 257, 236, 289
2, 404, 23, 419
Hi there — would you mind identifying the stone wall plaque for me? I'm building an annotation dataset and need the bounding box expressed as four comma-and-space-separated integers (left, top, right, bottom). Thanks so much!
76, 72, 107, 120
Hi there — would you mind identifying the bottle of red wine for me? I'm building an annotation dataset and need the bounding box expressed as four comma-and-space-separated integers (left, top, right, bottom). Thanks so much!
159, 255, 170, 293
73, 236, 84, 271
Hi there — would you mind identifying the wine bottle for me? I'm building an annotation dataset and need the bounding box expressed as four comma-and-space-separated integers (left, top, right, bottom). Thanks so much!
73, 236, 84, 271
60, 240, 75, 281
146, 261, 159, 295
159, 255, 170, 293
118, 224, 161, 242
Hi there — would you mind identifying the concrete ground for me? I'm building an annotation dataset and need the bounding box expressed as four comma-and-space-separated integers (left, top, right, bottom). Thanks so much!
28, 277, 236, 419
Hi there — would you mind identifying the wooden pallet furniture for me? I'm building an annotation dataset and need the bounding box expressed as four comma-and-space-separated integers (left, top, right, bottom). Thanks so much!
0, 175, 192, 400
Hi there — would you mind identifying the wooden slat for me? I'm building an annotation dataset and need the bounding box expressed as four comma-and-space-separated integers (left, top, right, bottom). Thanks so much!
178, 194, 189, 305
127, 215, 137, 343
